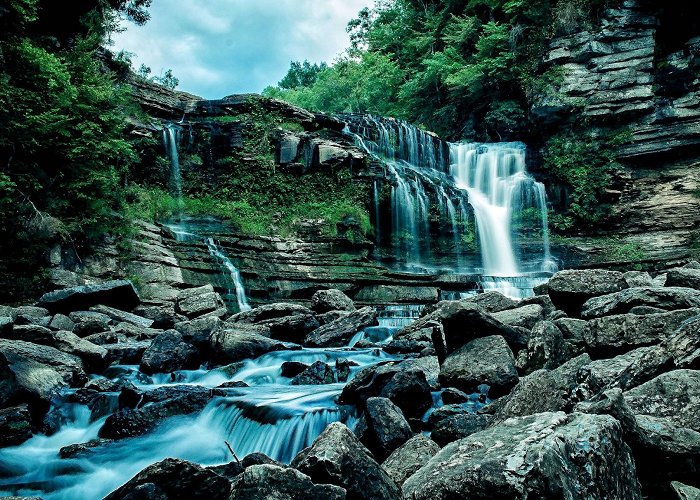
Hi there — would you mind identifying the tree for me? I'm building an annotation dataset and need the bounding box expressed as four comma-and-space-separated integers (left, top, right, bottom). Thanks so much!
278, 60, 328, 89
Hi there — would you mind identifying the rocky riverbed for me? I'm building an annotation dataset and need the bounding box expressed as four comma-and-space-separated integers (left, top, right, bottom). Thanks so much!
1, 265, 700, 499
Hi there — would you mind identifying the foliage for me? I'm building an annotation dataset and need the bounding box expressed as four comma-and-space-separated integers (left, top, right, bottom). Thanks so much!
278, 60, 328, 89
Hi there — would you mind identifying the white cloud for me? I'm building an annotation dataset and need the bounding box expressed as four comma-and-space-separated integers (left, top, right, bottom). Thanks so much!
111, 0, 373, 98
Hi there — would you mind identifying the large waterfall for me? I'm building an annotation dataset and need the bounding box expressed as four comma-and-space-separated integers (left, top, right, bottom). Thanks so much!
162, 123, 183, 203
345, 116, 556, 298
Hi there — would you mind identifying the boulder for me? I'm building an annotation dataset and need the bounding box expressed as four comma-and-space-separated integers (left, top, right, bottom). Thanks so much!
133, 304, 184, 329
37, 280, 140, 314
665, 314, 700, 368
290, 361, 335, 385
402, 412, 642, 499
316, 310, 351, 325
0, 339, 85, 386
547, 269, 628, 316
356, 397, 412, 461
90, 304, 154, 328
464, 291, 518, 312
69, 311, 112, 336
624, 369, 700, 431
267, 314, 320, 344
240, 452, 286, 468
48, 313, 74, 332
667, 267, 700, 290
672, 482, 700, 500
0, 404, 33, 446
176, 285, 225, 319
281, 361, 309, 378
353, 285, 438, 304
439, 335, 518, 397
381, 435, 439, 488
304, 307, 378, 347
519, 294, 557, 317
104, 458, 232, 500
140, 330, 201, 374
291, 422, 401, 499
554, 317, 587, 355
0, 316, 12, 336
210, 328, 292, 363
59, 438, 113, 459
582, 309, 699, 355
310, 289, 355, 313
174, 316, 222, 353
0, 351, 66, 418
230, 464, 346, 499
515, 321, 568, 374
624, 271, 656, 288
104, 341, 151, 365
10, 306, 50, 324
430, 413, 491, 446
491, 304, 544, 330
577, 346, 659, 395
582, 287, 700, 319
226, 303, 313, 325
440, 387, 470, 404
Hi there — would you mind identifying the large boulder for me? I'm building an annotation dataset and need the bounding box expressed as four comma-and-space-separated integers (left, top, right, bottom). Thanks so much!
230, 464, 346, 499
0, 404, 33, 446
37, 280, 140, 314
304, 307, 378, 347
140, 330, 201, 374
402, 412, 641, 499
226, 303, 313, 325
291, 422, 401, 499
381, 435, 439, 488
90, 304, 154, 328
266, 314, 320, 344
515, 321, 568, 374
355, 397, 412, 461
290, 361, 335, 385
104, 458, 232, 500
491, 304, 544, 330
210, 328, 292, 363
1, 351, 67, 418
176, 285, 226, 319
667, 267, 700, 290
581, 287, 700, 319
582, 309, 699, 356
624, 369, 700, 431
439, 335, 518, 397
0, 339, 86, 386
430, 413, 491, 446
464, 291, 518, 312
310, 289, 355, 313
547, 269, 628, 316
69, 311, 112, 336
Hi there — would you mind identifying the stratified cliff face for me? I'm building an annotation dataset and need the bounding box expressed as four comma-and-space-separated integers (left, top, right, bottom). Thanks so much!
533, 0, 700, 267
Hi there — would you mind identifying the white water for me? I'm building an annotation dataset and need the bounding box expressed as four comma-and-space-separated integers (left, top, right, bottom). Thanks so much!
162, 123, 183, 203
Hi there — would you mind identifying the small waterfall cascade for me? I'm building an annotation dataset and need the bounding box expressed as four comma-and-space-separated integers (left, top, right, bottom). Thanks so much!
164, 221, 251, 313
162, 122, 183, 202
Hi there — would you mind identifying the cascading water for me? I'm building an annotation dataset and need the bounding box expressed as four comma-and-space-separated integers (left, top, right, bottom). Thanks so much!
162, 123, 183, 203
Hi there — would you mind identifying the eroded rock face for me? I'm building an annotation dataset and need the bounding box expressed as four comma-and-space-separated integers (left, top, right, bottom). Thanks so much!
37, 280, 141, 314
402, 412, 642, 499
581, 287, 700, 318
291, 422, 401, 500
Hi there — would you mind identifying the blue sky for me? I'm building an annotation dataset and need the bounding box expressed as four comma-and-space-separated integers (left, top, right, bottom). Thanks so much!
111, 0, 372, 98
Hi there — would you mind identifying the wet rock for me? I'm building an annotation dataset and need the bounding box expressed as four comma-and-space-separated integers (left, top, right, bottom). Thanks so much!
205, 461, 244, 481
547, 269, 628, 316
176, 285, 226, 319
667, 267, 700, 290
226, 303, 313, 325
431, 413, 491, 446
582, 287, 700, 319
440, 387, 470, 404
0, 351, 66, 419
0, 339, 86, 386
104, 341, 151, 365
353, 285, 438, 304
554, 317, 587, 355
59, 438, 112, 458
381, 435, 439, 488
241, 452, 286, 468
0, 316, 12, 336
133, 304, 183, 330
0, 404, 33, 447
672, 482, 700, 500
267, 314, 320, 344
304, 306, 378, 347
316, 310, 351, 325
335, 358, 355, 382
463, 291, 518, 313
49, 313, 74, 332
281, 361, 308, 378
439, 335, 518, 397
578, 346, 659, 395
583, 309, 699, 356
210, 328, 293, 363
69, 310, 112, 336
140, 330, 201, 374
291, 422, 401, 499
290, 360, 335, 385
174, 316, 222, 353
310, 289, 355, 313
340, 362, 433, 419
624, 271, 655, 288
624, 369, 700, 431
403, 412, 641, 499
515, 321, 568, 374
37, 279, 140, 314
492, 304, 544, 330
356, 397, 412, 461
90, 304, 154, 328
104, 458, 232, 500
230, 464, 346, 500
99, 387, 223, 439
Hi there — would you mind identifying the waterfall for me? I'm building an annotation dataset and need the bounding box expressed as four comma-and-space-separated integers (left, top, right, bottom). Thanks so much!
162, 123, 183, 202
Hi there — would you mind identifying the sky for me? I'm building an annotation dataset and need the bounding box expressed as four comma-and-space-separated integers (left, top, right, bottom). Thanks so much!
110, 0, 373, 99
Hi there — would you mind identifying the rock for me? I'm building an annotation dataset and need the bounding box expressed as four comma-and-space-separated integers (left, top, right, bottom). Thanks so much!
665, 314, 700, 368
547, 269, 628, 316
99, 386, 222, 439
0, 351, 66, 419
624, 271, 655, 288
0, 404, 33, 446
491, 304, 544, 330
133, 304, 183, 329
667, 267, 700, 290
281, 361, 309, 378
554, 317, 587, 355
59, 438, 113, 459
140, 330, 201, 374
515, 321, 568, 374
104, 341, 151, 365
176, 285, 225, 319
353, 285, 438, 304
49, 313, 74, 332
464, 291, 518, 312
672, 482, 700, 500
69, 311, 112, 336
104, 458, 232, 500
174, 316, 222, 353
290, 360, 335, 385
90, 304, 154, 328
520, 294, 557, 317
316, 310, 351, 325
241, 452, 286, 468
402, 412, 642, 499
381, 435, 439, 488
0, 316, 12, 336
335, 358, 355, 382
440, 387, 470, 404
0, 339, 85, 386
230, 464, 346, 500
37, 280, 140, 314
310, 289, 355, 313
10, 306, 50, 324
291, 422, 401, 499
439, 335, 518, 398
431, 413, 491, 446
577, 346, 659, 395
304, 306, 378, 347
267, 314, 320, 344
624, 369, 700, 431
356, 397, 412, 461
226, 303, 313, 325
575, 388, 639, 441
581, 287, 700, 319
210, 328, 292, 363
340, 362, 433, 419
